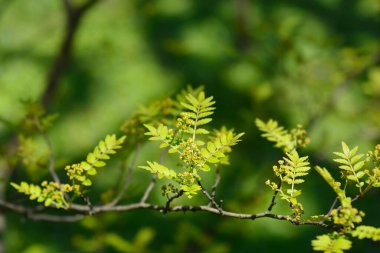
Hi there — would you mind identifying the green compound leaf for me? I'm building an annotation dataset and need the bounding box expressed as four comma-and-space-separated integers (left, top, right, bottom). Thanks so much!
312, 234, 352, 253
143, 124, 180, 153
11, 181, 71, 209
266, 151, 311, 218
351, 225, 380, 241
83, 179, 92, 186
139, 161, 177, 179
182, 91, 216, 136
65, 134, 126, 190
200, 130, 244, 167
256, 118, 310, 152
181, 184, 202, 199
333, 142, 366, 191
140, 91, 244, 200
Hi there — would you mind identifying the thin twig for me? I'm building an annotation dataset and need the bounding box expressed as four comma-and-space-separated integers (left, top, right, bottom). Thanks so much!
0, 199, 28, 213
28, 213, 84, 222
83, 196, 93, 215
140, 149, 167, 203
337, 194, 361, 211
267, 180, 282, 212
43, 0, 101, 107
0, 199, 338, 231
207, 167, 221, 207
107, 143, 141, 206
211, 167, 221, 200
198, 181, 223, 214
34, 118, 61, 185
326, 196, 339, 217
325, 194, 362, 218
42, 132, 60, 185
140, 175, 157, 203
163, 190, 184, 214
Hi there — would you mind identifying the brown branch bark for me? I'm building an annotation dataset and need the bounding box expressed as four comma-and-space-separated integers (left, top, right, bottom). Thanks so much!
140, 175, 157, 203
234, 0, 251, 50
267, 180, 282, 212
210, 167, 221, 199
0, 198, 336, 232
42, 0, 101, 107
163, 190, 184, 214
198, 181, 223, 214
0, 2, 101, 252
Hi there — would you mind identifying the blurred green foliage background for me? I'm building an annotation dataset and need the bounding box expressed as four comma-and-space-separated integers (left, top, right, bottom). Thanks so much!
0, 0, 379, 252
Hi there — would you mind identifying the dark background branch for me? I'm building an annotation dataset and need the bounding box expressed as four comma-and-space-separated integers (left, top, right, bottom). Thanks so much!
42, 0, 101, 107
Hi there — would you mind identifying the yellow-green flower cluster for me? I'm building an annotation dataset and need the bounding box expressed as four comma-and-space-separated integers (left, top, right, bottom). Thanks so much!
291, 125, 311, 149
331, 199, 365, 230
179, 138, 202, 167
176, 112, 194, 130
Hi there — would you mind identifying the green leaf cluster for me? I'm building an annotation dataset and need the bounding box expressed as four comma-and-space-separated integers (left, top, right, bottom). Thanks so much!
258, 118, 311, 217
121, 96, 175, 144
199, 129, 244, 169
181, 184, 202, 199
180, 91, 215, 136
65, 134, 126, 190
140, 90, 244, 199
255, 119, 310, 152
123, 86, 209, 147
11, 134, 126, 206
364, 144, 380, 188
312, 234, 352, 253
11, 181, 72, 208
258, 118, 380, 252
16, 134, 48, 174
351, 225, 380, 241
330, 142, 380, 195
330, 197, 364, 229
333, 142, 366, 190
313, 142, 380, 253
140, 162, 177, 180
266, 150, 310, 217
19, 101, 58, 134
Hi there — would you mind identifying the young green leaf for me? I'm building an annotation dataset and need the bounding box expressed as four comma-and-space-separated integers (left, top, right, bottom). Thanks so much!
312, 234, 352, 253
333, 142, 366, 192
351, 226, 380, 241
139, 161, 177, 179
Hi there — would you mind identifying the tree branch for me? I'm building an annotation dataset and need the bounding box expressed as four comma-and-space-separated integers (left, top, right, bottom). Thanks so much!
42, 0, 101, 107
163, 190, 184, 214
28, 213, 84, 222
0, 198, 337, 232
326, 196, 339, 217
267, 180, 282, 212
198, 181, 223, 214
325, 194, 362, 217
34, 118, 61, 185
210, 167, 221, 201
62, 0, 75, 16
107, 143, 141, 206
77, 0, 100, 15
140, 175, 157, 203
140, 149, 167, 203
